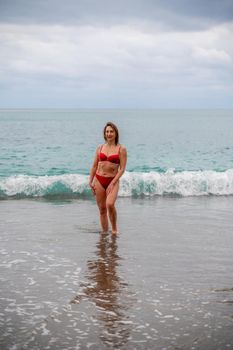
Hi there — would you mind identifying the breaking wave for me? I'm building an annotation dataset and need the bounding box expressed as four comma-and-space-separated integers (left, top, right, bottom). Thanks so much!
1, 169, 233, 199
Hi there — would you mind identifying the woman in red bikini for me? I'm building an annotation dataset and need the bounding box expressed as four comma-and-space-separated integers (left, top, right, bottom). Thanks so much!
89, 122, 127, 234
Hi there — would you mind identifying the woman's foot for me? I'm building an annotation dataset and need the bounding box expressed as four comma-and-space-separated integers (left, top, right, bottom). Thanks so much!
101, 229, 109, 234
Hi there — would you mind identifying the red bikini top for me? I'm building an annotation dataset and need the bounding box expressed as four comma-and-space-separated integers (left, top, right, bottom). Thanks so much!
99, 145, 121, 164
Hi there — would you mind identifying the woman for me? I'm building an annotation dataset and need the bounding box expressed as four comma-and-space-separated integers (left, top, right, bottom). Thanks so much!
89, 122, 127, 234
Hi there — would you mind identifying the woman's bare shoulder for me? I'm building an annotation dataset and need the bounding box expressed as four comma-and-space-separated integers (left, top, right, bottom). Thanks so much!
94, 145, 102, 157
119, 144, 126, 150
119, 144, 127, 153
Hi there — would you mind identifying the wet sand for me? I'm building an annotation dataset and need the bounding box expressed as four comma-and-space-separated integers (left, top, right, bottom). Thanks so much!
1, 197, 233, 350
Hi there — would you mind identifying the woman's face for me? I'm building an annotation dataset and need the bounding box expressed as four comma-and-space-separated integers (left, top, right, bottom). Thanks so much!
105, 126, 116, 142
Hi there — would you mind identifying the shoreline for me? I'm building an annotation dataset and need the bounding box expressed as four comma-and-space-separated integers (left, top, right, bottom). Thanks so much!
1, 197, 233, 349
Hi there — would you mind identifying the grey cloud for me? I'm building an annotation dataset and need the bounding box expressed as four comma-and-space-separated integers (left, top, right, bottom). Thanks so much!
0, 0, 233, 30
1, 1, 232, 108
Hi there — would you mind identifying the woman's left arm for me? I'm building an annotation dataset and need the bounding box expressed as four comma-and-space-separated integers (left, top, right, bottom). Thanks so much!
106, 146, 127, 196
112, 146, 127, 185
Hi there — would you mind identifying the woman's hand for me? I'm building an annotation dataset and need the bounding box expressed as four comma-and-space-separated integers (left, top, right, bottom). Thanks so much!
89, 182, 96, 196
106, 182, 115, 196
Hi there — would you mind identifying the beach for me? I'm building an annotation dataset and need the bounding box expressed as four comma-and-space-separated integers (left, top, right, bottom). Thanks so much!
1, 196, 233, 350
1, 0, 233, 345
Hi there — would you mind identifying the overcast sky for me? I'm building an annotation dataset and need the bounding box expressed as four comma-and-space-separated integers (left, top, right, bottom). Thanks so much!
0, 0, 233, 108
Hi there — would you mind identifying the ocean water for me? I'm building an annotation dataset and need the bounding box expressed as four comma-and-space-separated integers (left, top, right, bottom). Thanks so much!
0, 109, 233, 198
1, 109, 233, 349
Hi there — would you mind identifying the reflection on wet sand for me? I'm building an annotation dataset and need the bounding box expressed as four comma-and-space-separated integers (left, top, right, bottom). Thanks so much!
72, 233, 134, 348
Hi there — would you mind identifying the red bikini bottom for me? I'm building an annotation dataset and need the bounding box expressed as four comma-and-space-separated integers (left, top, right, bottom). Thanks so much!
95, 173, 115, 190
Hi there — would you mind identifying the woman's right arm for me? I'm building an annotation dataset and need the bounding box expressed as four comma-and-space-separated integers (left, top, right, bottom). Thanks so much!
89, 147, 99, 191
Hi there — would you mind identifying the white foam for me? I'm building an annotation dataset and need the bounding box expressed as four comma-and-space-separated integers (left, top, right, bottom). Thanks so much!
119, 169, 233, 196
1, 169, 233, 198
0, 174, 88, 197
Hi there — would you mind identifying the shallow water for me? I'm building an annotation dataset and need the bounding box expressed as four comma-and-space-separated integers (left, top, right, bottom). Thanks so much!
1, 197, 233, 349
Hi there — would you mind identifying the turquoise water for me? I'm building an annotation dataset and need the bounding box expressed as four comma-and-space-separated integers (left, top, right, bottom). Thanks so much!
1, 109, 233, 198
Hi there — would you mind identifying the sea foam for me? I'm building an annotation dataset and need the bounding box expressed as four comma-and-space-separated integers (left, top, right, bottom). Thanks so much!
0, 170, 233, 199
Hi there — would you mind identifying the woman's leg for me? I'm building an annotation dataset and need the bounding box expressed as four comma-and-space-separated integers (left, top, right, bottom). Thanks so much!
94, 178, 109, 232
106, 182, 119, 234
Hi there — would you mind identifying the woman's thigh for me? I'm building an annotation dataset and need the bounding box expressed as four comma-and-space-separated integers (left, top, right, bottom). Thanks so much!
106, 181, 119, 206
94, 177, 107, 208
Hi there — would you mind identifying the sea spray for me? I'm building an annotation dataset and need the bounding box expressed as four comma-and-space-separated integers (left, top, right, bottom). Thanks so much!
0, 174, 89, 198
121, 169, 233, 196
1, 170, 233, 199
